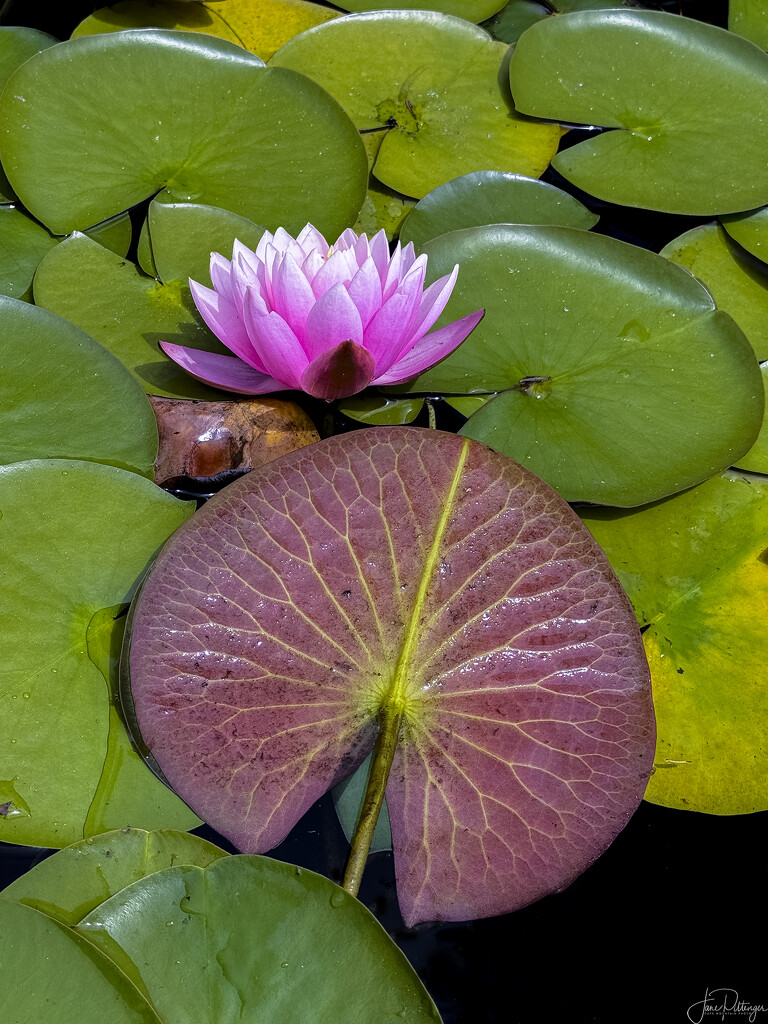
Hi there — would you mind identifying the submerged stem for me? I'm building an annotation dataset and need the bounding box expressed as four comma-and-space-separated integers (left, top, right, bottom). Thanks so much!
342, 703, 403, 897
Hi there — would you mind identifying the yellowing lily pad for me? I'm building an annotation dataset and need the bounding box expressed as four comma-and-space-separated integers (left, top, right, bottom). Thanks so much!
510, 10, 768, 214
0, 460, 199, 848
34, 232, 229, 399
399, 171, 598, 249
0, 29, 367, 238
660, 223, 768, 361
0, 296, 157, 475
339, 0, 507, 21
353, 178, 416, 241
582, 472, 768, 814
270, 11, 561, 199
73, 0, 339, 61
389, 224, 764, 506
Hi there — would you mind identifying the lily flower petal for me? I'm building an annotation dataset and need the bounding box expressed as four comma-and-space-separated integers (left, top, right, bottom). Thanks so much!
159, 342, 289, 394
300, 340, 376, 400
373, 309, 486, 386
363, 262, 427, 374
242, 300, 308, 389
161, 224, 483, 400
347, 256, 383, 331
302, 280, 364, 360
271, 252, 317, 339
188, 279, 266, 372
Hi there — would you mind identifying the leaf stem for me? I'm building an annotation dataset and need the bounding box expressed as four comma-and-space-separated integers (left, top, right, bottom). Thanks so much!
342, 702, 403, 897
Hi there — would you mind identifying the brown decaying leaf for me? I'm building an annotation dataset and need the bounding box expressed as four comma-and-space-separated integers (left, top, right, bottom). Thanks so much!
149, 395, 319, 488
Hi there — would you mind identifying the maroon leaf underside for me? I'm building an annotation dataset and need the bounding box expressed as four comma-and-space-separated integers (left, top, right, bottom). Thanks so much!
128, 427, 655, 926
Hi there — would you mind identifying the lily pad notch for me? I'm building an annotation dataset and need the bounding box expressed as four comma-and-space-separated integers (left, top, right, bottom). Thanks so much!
125, 427, 656, 925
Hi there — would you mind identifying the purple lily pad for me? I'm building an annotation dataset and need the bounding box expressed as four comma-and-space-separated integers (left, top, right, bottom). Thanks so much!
127, 427, 654, 925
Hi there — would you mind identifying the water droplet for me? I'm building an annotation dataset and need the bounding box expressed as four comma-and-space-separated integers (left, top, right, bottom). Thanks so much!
294, 866, 303, 876
22, 692, 30, 700
618, 320, 650, 343
329, 891, 346, 909
165, 920, 175, 927
280, 961, 289, 969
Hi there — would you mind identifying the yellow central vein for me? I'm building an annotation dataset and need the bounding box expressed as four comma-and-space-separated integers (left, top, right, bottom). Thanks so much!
385, 437, 471, 714
341, 438, 471, 897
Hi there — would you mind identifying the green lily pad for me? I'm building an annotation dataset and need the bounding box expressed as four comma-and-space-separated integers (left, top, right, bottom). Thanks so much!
337, 394, 424, 424
735, 363, 768, 474
0, 27, 57, 201
660, 222, 768, 361
484, 0, 627, 44
0, 204, 58, 300
338, 0, 506, 21
353, 176, 416, 242
2, 828, 227, 926
86, 211, 133, 259
0, 29, 367, 238
721, 206, 768, 263
73, 0, 339, 62
444, 394, 495, 417
270, 11, 561, 200
0, 205, 133, 302
0, 900, 160, 1023
399, 171, 598, 249
333, 753, 393, 853
582, 471, 768, 814
0, 296, 157, 475
0, 459, 199, 848
138, 198, 267, 289
351, 129, 417, 241
76, 857, 442, 1021
33, 232, 228, 399
510, 10, 768, 215
729, 0, 768, 51
388, 225, 764, 506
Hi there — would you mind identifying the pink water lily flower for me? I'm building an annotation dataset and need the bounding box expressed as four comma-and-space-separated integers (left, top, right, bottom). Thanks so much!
160, 224, 484, 401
